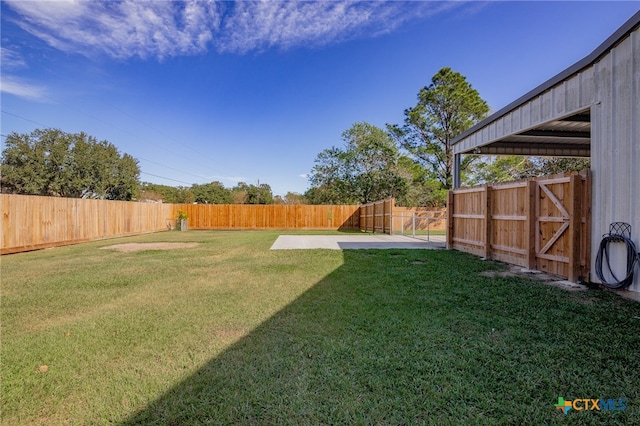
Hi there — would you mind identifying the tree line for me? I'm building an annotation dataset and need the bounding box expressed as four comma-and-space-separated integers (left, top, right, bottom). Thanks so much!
0, 128, 308, 204
139, 181, 307, 205
2, 68, 589, 205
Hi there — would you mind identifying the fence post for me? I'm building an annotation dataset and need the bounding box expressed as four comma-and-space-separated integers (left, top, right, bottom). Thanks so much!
484, 185, 492, 259
568, 174, 583, 282
390, 198, 394, 235
581, 170, 592, 281
413, 211, 416, 239
383, 198, 387, 234
447, 191, 454, 249
525, 180, 537, 270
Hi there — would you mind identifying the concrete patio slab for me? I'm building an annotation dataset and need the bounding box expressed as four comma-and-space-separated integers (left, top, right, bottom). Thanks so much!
270, 234, 445, 250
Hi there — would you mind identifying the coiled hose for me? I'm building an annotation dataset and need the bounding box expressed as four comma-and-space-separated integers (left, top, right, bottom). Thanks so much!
595, 223, 640, 289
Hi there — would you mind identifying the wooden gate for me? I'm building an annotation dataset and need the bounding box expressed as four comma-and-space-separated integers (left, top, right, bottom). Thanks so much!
534, 174, 588, 280
448, 171, 591, 282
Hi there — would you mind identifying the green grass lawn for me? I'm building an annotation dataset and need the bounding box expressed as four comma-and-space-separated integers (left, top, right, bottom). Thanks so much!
2, 230, 639, 425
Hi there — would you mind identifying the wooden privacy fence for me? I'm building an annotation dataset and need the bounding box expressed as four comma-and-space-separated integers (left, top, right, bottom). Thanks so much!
170, 204, 360, 230
359, 198, 446, 235
447, 171, 591, 282
1, 194, 170, 254
359, 198, 394, 233
392, 207, 447, 234
1, 195, 360, 254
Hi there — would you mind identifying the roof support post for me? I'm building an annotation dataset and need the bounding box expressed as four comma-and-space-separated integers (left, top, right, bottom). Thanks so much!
453, 153, 462, 189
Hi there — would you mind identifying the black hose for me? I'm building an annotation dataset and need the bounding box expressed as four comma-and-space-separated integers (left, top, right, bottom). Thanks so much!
595, 234, 639, 289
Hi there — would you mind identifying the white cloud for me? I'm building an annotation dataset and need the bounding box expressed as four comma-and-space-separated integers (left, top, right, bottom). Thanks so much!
0, 75, 48, 100
1, 47, 28, 69
4, 0, 219, 59
218, 1, 390, 53
298, 173, 308, 179
3, 1, 461, 59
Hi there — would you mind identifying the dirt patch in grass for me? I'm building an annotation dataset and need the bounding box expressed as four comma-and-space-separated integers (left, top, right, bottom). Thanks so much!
214, 328, 249, 341
100, 242, 200, 253
480, 265, 588, 292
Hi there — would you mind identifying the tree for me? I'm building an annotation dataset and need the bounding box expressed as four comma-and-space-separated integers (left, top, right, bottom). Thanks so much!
305, 146, 351, 204
231, 182, 273, 204
1, 128, 140, 200
283, 192, 307, 205
535, 157, 590, 176
191, 181, 232, 204
464, 156, 538, 185
465, 156, 591, 185
138, 183, 193, 203
396, 156, 446, 207
388, 67, 489, 190
307, 122, 408, 204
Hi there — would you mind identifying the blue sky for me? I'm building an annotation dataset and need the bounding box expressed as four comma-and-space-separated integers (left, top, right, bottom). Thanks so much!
2, 1, 638, 197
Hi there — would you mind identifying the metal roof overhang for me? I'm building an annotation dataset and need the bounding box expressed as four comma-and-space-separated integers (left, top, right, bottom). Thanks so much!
469, 110, 591, 157
452, 10, 640, 159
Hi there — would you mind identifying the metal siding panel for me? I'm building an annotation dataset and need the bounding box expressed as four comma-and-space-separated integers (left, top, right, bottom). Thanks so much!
631, 28, 640, 291
531, 97, 541, 125
590, 59, 608, 285
591, 27, 640, 292
473, 133, 481, 150
521, 103, 531, 128
612, 38, 632, 216
482, 126, 489, 144
565, 74, 581, 112
556, 81, 567, 115
541, 90, 553, 122
579, 66, 596, 107
465, 135, 474, 153
458, 139, 467, 154
496, 116, 504, 139
460, 136, 468, 152
618, 32, 640, 292
465, 135, 475, 152
503, 112, 512, 135
512, 109, 521, 133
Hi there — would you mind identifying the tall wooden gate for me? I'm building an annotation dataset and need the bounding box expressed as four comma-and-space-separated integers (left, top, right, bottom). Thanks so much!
534, 174, 590, 280
448, 171, 591, 282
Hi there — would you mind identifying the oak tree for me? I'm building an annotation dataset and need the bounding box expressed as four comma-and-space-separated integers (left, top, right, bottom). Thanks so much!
307, 122, 407, 204
1, 128, 140, 200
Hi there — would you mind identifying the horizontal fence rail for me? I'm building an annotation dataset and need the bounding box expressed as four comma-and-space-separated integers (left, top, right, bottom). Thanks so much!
447, 171, 591, 281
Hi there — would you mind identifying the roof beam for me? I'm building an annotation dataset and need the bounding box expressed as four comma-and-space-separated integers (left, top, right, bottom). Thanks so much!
560, 114, 590, 123
474, 145, 590, 157
520, 129, 590, 138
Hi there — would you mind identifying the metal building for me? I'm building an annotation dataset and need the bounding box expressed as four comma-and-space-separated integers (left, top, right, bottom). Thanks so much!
452, 11, 640, 292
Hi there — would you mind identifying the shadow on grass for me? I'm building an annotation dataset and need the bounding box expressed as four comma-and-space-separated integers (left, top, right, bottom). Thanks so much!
122, 249, 640, 425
